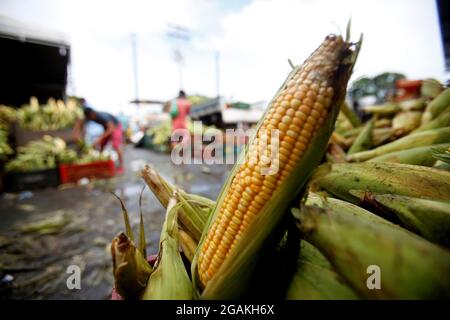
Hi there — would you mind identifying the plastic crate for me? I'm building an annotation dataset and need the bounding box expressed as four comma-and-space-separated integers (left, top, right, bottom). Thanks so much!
58, 160, 115, 184
4, 168, 60, 192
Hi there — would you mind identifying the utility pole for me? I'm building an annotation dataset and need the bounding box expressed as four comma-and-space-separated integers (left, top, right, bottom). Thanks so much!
167, 24, 190, 91
215, 50, 220, 98
131, 33, 139, 103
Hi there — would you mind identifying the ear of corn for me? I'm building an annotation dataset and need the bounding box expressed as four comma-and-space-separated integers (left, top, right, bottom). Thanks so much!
362, 102, 400, 115
431, 145, 450, 165
312, 162, 450, 203
414, 106, 450, 132
392, 111, 422, 133
192, 32, 361, 299
111, 233, 153, 299
111, 194, 152, 299
421, 87, 450, 123
142, 195, 194, 300
368, 143, 450, 166
421, 78, 444, 99
292, 205, 450, 299
305, 193, 399, 228
347, 117, 374, 154
286, 240, 359, 300
349, 190, 450, 247
347, 127, 450, 162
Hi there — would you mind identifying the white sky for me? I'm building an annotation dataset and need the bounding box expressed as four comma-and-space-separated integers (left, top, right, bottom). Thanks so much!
0, 0, 446, 114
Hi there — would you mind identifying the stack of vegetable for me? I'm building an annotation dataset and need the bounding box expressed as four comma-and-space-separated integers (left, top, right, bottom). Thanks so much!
5, 135, 66, 172
145, 118, 222, 152
332, 79, 450, 166
5, 136, 110, 172
0, 106, 16, 160
16, 97, 83, 131
109, 28, 450, 300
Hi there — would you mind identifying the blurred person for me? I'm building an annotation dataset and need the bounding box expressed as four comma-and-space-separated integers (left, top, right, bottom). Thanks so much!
73, 99, 124, 173
170, 90, 192, 148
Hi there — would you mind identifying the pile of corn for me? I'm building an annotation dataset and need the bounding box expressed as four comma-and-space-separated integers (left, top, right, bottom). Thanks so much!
331, 80, 450, 166
5, 136, 110, 172
0, 106, 16, 160
16, 97, 83, 131
109, 29, 450, 300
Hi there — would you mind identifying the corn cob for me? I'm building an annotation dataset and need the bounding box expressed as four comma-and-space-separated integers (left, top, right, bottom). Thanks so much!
392, 111, 422, 133
414, 106, 450, 132
368, 143, 450, 166
292, 205, 450, 299
142, 195, 194, 300
349, 190, 450, 247
347, 127, 450, 162
342, 119, 392, 139
397, 98, 426, 111
193, 32, 361, 298
111, 193, 152, 300
312, 162, 450, 203
347, 117, 374, 154
421, 78, 443, 99
286, 240, 359, 300
422, 87, 450, 123
362, 102, 400, 115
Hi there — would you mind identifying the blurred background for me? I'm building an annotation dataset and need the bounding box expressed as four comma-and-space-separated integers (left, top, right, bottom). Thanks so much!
0, 0, 448, 299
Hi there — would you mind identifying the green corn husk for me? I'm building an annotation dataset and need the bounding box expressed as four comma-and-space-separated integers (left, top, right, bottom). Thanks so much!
349, 190, 450, 247
179, 229, 198, 263
432, 146, 450, 165
192, 31, 362, 299
111, 233, 153, 299
342, 119, 392, 139
111, 193, 152, 300
347, 117, 374, 154
414, 106, 450, 132
422, 87, 450, 123
292, 205, 450, 299
421, 78, 444, 99
368, 143, 450, 166
340, 102, 362, 128
305, 193, 398, 227
362, 102, 400, 116
392, 111, 422, 133
142, 195, 194, 300
347, 127, 450, 162
372, 127, 397, 146
398, 98, 426, 111
141, 165, 213, 242
313, 162, 450, 203
286, 240, 359, 300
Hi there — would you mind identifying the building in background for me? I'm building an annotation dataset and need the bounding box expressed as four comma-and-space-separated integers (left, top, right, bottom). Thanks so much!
0, 16, 70, 107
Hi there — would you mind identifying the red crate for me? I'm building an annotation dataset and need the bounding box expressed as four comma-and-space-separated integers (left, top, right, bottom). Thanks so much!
59, 160, 115, 184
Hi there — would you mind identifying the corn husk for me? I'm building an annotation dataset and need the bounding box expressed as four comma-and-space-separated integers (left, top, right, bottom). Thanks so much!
350, 190, 450, 247
347, 127, 450, 162
292, 205, 450, 299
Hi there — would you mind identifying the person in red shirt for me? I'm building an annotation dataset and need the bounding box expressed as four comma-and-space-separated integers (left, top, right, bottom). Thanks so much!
170, 90, 192, 148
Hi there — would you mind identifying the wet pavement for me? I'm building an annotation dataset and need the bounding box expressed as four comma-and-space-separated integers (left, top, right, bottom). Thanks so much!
0, 145, 230, 299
